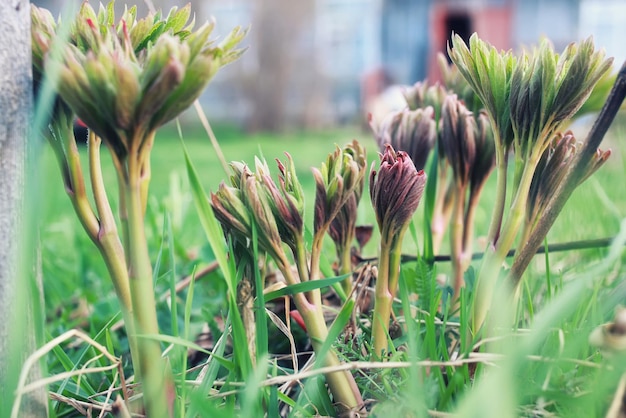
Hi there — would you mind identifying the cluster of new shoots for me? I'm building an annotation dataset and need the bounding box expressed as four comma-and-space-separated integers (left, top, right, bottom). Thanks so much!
32, 2, 244, 416
449, 33, 613, 335
376, 71, 495, 306
211, 143, 367, 413
327, 140, 368, 294
439, 95, 495, 301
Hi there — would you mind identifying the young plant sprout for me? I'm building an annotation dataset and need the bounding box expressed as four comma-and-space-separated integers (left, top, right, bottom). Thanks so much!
328, 140, 368, 294
32, 2, 245, 416
403, 80, 448, 120
402, 82, 453, 256
510, 131, 611, 284
312, 143, 368, 294
377, 79, 495, 304
438, 96, 475, 301
370, 107, 436, 172
449, 33, 613, 335
369, 144, 426, 358
211, 143, 366, 414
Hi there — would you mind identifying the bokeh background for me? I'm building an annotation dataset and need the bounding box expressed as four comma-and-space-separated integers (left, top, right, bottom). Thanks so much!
32, 0, 626, 132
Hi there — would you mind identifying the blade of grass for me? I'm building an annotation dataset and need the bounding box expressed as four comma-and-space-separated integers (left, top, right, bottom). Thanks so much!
227, 239, 253, 379
264, 274, 350, 301
294, 375, 335, 416
314, 298, 354, 369
318, 249, 348, 302
188, 314, 232, 417
104, 329, 116, 383
423, 149, 439, 262
180, 126, 252, 377
166, 214, 179, 338
187, 388, 236, 418
178, 265, 196, 416
179, 127, 236, 300
49, 343, 98, 397
268, 361, 279, 418
49, 313, 121, 409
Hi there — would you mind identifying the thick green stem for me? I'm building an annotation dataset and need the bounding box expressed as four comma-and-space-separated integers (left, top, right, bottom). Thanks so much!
52, 125, 99, 241
487, 146, 508, 244
338, 244, 354, 296
97, 235, 141, 377
51, 125, 143, 385
279, 264, 362, 412
431, 181, 454, 255
298, 301, 362, 412
387, 236, 404, 300
293, 238, 311, 283
87, 132, 142, 381
472, 150, 540, 335
372, 242, 392, 359
493, 151, 540, 261
309, 232, 323, 281
464, 183, 485, 256
125, 151, 170, 418
110, 150, 130, 266
373, 229, 406, 358
307, 232, 325, 306
236, 273, 256, 367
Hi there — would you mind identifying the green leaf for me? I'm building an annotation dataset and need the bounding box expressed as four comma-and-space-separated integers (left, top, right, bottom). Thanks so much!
164, 214, 179, 338
422, 148, 439, 262
135, 21, 166, 52
412, 257, 437, 311
228, 296, 253, 379
264, 274, 350, 301
106, 1, 115, 27
314, 298, 354, 368
540, 44, 557, 127
174, 263, 195, 415
268, 362, 279, 417
104, 329, 115, 382
298, 376, 336, 416
186, 389, 237, 418
50, 343, 98, 397
183, 266, 195, 342
165, 4, 192, 34
181, 135, 236, 299
194, 313, 234, 400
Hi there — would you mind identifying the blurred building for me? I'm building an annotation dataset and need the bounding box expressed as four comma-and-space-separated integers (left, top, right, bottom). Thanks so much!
32, 0, 626, 130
